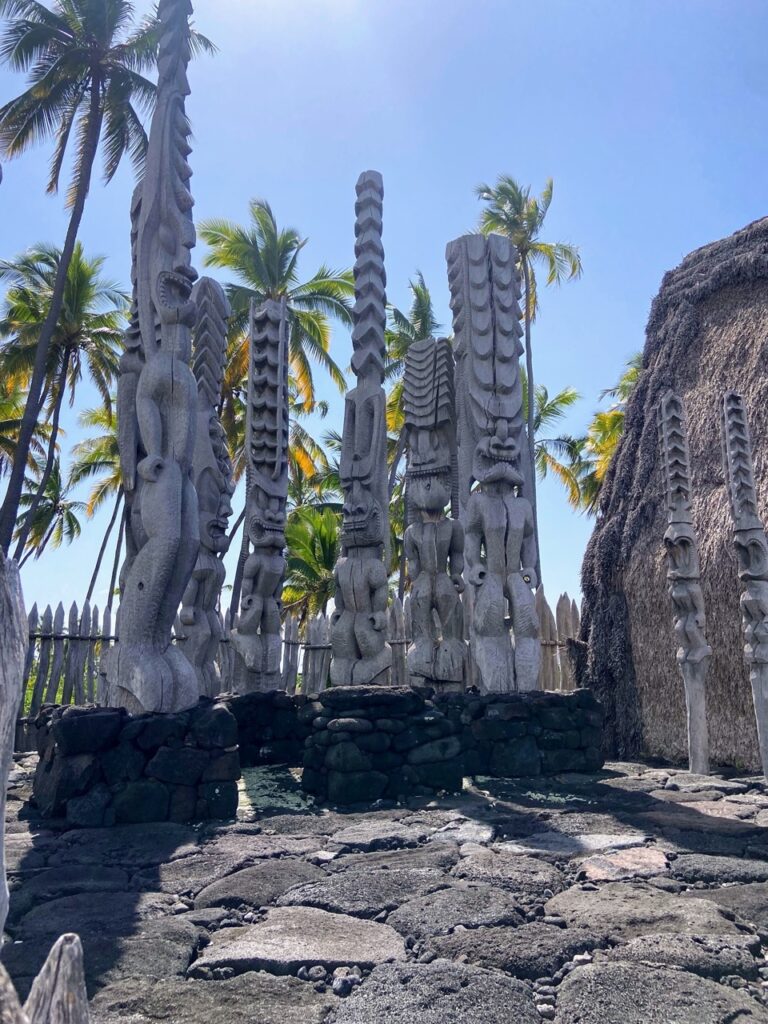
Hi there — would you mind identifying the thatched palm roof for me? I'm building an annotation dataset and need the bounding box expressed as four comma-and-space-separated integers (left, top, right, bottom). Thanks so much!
580, 217, 768, 769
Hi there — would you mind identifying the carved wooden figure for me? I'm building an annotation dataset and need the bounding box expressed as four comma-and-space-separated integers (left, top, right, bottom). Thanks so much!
330, 171, 392, 686
446, 233, 539, 693
231, 299, 290, 691
722, 390, 768, 779
403, 337, 466, 691
658, 390, 711, 775
110, 0, 200, 713
179, 277, 234, 697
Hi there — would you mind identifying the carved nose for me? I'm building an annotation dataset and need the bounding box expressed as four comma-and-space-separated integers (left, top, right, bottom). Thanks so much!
495, 420, 509, 442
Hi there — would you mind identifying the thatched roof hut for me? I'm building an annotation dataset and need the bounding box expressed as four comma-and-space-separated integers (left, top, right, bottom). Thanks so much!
579, 217, 768, 770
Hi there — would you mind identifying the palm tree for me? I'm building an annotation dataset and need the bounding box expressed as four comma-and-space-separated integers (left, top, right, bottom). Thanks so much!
282, 507, 340, 621
573, 353, 643, 514
476, 175, 583, 579
0, 0, 214, 555
0, 243, 127, 559
520, 368, 583, 506
199, 199, 353, 411
16, 458, 85, 567
385, 273, 442, 495
0, 377, 49, 478
68, 404, 123, 603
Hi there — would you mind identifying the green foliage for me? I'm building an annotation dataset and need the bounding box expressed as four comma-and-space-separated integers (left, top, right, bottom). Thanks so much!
283, 507, 340, 620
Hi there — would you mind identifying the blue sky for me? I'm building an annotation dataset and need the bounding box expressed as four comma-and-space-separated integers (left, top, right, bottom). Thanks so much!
2, 0, 768, 614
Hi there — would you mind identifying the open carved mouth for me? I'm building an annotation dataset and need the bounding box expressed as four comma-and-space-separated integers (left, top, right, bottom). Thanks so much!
157, 265, 196, 310
407, 465, 451, 480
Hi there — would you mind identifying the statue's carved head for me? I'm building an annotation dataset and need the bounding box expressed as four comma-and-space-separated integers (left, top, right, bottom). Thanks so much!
663, 522, 700, 580
156, 263, 198, 332
473, 416, 524, 488
198, 465, 233, 554
341, 479, 384, 550
248, 488, 286, 551
407, 423, 453, 514
735, 527, 768, 582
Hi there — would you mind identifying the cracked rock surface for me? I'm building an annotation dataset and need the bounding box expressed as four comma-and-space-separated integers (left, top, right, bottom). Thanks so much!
6, 759, 768, 1023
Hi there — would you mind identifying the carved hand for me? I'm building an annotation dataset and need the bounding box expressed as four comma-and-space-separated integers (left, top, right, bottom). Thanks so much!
137, 454, 165, 482
179, 607, 196, 627
451, 574, 466, 594
369, 611, 387, 632
467, 566, 486, 587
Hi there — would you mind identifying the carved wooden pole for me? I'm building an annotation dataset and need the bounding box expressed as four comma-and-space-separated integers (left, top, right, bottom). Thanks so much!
403, 336, 466, 691
658, 390, 711, 775
446, 233, 539, 693
230, 298, 290, 691
721, 390, 768, 778
179, 277, 234, 696
109, 0, 200, 712
330, 171, 392, 687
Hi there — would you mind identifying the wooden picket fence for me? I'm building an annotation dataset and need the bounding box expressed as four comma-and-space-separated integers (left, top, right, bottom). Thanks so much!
17, 590, 580, 750
536, 588, 581, 692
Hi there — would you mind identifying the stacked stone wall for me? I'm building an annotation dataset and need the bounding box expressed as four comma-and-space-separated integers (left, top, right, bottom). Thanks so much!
33, 698, 239, 827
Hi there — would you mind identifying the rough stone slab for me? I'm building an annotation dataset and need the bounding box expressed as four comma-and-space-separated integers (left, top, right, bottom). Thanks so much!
7, 864, 130, 922
428, 921, 608, 980
188, 906, 405, 975
679, 799, 757, 820
681, 882, 768, 934
603, 932, 761, 980
90, 973, 336, 1024
328, 821, 429, 852
386, 884, 524, 939
328, 960, 540, 1023
328, 841, 460, 874
670, 853, 768, 884
199, 832, 322, 864
130, 851, 260, 897
15, 890, 176, 938
578, 846, 669, 881
498, 831, 648, 859
546, 882, 746, 938
195, 859, 325, 909
3, 916, 201, 999
56, 823, 200, 867
276, 867, 449, 918
553, 962, 768, 1024
452, 850, 563, 899
429, 818, 495, 846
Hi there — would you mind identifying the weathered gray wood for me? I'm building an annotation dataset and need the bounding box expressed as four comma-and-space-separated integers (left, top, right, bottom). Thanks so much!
96, 606, 112, 705
0, 962, 27, 1022
28, 605, 53, 719
556, 593, 575, 691
60, 603, 79, 706
85, 606, 99, 704
22, 603, 38, 694
44, 603, 66, 705
389, 598, 407, 688
23, 933, 89, 1024
536, 588, 555, 691
281, 615, 300, 695
72, 602, 91, 706
1, 553, 26, 940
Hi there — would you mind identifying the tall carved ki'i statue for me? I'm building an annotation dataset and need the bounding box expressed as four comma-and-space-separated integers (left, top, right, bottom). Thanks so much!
330, 172, 392, 687
722, 390, 768, 779
179, 278, 235, 697
446, 233, 540, 693
230, 299, 290, 691
110, 0, 200, 713
403, 337, 467, 691
658, 390, 711, 775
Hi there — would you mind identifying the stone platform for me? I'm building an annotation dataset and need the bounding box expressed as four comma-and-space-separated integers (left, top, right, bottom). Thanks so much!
7, 757, 768, 1021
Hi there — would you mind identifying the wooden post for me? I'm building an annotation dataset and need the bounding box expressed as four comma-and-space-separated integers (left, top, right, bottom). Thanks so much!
44, 603, 66, 705
1, 553, 26, 940
0, 933, 89, 1023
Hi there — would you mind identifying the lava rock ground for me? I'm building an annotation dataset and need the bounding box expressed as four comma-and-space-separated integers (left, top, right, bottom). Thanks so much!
6, 759, 768, 1021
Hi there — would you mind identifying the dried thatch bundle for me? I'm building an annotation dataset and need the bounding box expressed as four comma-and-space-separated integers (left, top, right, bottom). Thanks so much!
580, 217, 768, 770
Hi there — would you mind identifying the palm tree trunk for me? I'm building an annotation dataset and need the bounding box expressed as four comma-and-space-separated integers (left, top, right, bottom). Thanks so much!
522, 258, 542, 585
20, 519, 56, 568
0, 78, 104, 555
229, 507, 250, 623
388, 432, 406, 498
107, 504, 126, 612
13, 352, 71, 561
85, 490, 123, 603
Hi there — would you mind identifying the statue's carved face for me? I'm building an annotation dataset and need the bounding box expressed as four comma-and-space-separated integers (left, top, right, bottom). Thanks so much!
156, 263, 197, 330
198, 467, 232, 554
407, 424, 452, 513
342, 479, 384, 548
473, 417, 524, 487
664, 524, 700, 580
736, 529, 768, 581
249, 494, 286, 551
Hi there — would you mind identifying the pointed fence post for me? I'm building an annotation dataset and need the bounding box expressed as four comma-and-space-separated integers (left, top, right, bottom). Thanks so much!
1, 553, 26, 939
28, 605, 53, 722
44, 603, 66, 706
